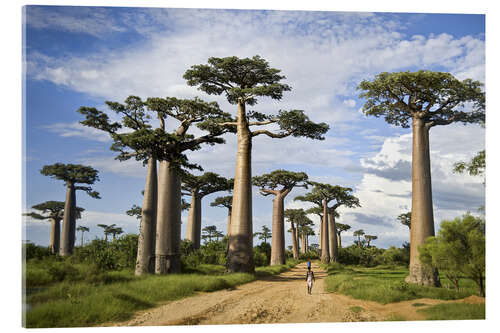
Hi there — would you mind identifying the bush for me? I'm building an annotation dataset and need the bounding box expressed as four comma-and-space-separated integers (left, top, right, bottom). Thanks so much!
337, 245, 384, 267
380, 246, 409, 267
253, 242, 271, 266
23, 242, 52, 261
299, 250, 319, 260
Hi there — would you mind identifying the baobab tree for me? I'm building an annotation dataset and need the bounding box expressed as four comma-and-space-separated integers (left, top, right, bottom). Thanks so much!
358, 71, 484, 286
182, 172, 233, 249
79, 95, 232, 275
305, 206, 324, 249
353, 229, 365, 248
97, 224, 116, 242
184, 55, 329, 272
252, 169, 308, 265
24, 201, 84, 254
364, 234, 378, 247
300, 225, 315, 254
210, 195, 233, 235
296, 214, 314, 255
76, 225, 89, 247
296, 183, 360, 263
398, 212, 411, 229
40, 163, 100, 256
110, 226, 124, 241
284, 208, 311, 260
336, 222, 351, 249
254, 225, 272, 244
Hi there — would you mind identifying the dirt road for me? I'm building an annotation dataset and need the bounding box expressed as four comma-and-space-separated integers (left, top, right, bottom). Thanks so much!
107, 262, 483, 326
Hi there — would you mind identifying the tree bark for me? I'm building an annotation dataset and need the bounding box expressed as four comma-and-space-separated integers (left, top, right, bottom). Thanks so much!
186, 193, 202, 249
135, 157, 158, 275
49, 218, 60, 254
406, 117, 440, 286
300, 233, 306, 254
295, 228, 300, 254
321, 199, 330, 263
337, 232, 342, 249
227, 99, 254, 273
60, 182, 76, 256
319, 219, 322, 250
270, 193, 286, 265
226, 209, 232, 236
291, 222, 299, 259
328, 211, 338, 262
155, 161, 182, 274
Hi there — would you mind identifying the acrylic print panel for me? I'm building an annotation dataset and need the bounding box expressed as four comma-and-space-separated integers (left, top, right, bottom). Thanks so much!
22, 2, 485, 328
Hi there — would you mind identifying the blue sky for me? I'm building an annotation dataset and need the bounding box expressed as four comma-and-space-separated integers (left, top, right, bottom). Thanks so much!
22, 5, 485, 249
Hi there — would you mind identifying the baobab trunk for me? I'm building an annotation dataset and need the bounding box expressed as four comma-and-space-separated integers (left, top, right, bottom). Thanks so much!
227, 99, 254, 273
226, 209, 232, 236
406, 117, 440, 286
155, 161, 182, 274
300, 233, 306, 254
321, 199, 330, 263
135, 157, 157, 275
319, 219, 323, 250
186, 194, 202, 249
270, 193, 286, 265
60, 182, 75, 256
337, 232, 342, 249
49, 218, 60, 254
290, 222, 299, 259
295, 229, 300, 254
328, 211, 338, 262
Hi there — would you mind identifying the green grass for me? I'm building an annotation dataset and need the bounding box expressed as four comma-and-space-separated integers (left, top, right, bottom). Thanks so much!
349, 306, 364, 313
255, 259, 300, 277
26, 272, 255, 328
418, 303, 485, 320
324, 264, 480, 304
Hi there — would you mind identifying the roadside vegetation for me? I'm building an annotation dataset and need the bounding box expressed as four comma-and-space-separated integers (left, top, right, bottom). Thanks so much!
23, 232, 300, 328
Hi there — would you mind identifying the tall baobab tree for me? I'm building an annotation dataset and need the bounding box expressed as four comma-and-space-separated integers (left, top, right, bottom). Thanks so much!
110, 226, 124, 241
201, 225, 224, 243
336, 223, 351, 249
252, 169, 308, 265
353, 229, 365, 248
184, 55, 329, 272
79, 96, 231, 275
76, 225, 89, 247
364, 234, 378, 247
24, 201, 84, 254
210, 195, 233, 236
296, 183, 360, 263
358, 71, 484, 286
284, 208, 311, 260
182, 172, 233, 249
305, 206, 323, 250
40, 164, 100, 256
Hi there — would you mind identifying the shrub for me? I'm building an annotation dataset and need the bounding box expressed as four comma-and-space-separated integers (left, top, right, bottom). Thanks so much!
23, 242, 52, 261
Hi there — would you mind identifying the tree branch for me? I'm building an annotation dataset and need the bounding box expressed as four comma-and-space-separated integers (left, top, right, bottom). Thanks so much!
248, 119, 278, 126
251, 129, 290, 138
260, 189, 278, 196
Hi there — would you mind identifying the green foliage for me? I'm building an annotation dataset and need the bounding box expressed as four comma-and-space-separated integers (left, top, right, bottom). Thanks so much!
337, 245, 384, 266
397, 212, 411, 229
40, 163, 100, 186
419, 213, 485, 296
276, 109, 329, 140
253, 169, 308, 193
182, 172, 233, 197
454, 150, 485, 178
183, 55, 291, 106
253, 242, 272, 266
23, 242, 52, 261
380, 246, 410, 267
358, 70, 485, 128
210, 195, 233, 209
181, 238, 228, 269
126, 205, 142, 219
417, 303, 485, 320
299, 250, 319, 260
253, 225, 272, 244
201, 225, 224, 243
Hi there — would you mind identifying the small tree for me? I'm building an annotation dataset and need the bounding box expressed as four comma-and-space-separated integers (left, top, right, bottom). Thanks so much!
24, 201, 84, 254
110, 226, 124, 241
254, 225, 272, 244
201, 225, 223, 243
76, 225, 89, 247
364, 235, 378, 247
185, 55, 329, 273
336, 223, 351, 249
97, 224, 116, 242
454, 150, 485, 185
419, 213, 485, 296
353, 230, 365, 248
182, 172, 233, 249
359, 70, 484, 286
253, 169, 308, 265
210, 195, 233, 235
41, 164, 100, 256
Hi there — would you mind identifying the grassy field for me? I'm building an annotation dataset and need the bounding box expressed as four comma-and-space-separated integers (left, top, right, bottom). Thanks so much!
24, 260, 299, 328
322, 263, 484, 320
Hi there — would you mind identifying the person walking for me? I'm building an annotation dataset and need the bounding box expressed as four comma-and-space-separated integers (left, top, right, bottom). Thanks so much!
306, 266, 315, 295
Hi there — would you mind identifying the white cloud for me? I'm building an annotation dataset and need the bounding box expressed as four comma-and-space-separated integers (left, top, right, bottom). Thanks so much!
42, 122, 112, 143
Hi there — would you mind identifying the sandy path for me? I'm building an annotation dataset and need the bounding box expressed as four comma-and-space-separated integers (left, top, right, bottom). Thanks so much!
106, 262, 484, 326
